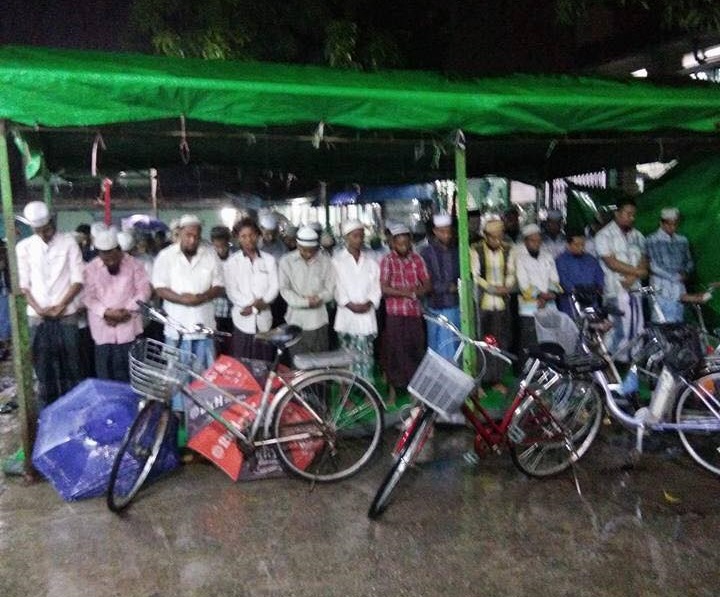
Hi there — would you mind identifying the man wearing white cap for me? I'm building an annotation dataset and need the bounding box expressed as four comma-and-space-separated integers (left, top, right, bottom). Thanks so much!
419, 213, 461, 360
83, 228, 151, 381
470, 218, 516, 389
645, 207, 693, 322
515, 223, 562, 352
541, 209, 566, 259
259, 213, 287, 262
380, 223, 430, 399
16, 201, 85, 405
594, 198, 648, 354
333, 220, 381, 379
278, 225, 335, 356
152, 214, 224, 407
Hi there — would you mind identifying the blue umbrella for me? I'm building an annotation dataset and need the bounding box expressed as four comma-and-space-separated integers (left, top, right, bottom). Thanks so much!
32, 378, 179, 501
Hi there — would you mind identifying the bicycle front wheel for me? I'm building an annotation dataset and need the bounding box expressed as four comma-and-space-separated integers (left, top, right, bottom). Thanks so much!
107, 400, 170, 512
676, 371, 720, 476
368, 406, 436, 520
272, 370, 384, 482
508, 377, 602, 477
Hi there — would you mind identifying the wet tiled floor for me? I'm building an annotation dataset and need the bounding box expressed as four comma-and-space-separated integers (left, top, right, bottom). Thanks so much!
2, 402, 719, 597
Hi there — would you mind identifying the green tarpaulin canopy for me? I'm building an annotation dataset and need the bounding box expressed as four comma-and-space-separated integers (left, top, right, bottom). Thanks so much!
2, 45, 720, 134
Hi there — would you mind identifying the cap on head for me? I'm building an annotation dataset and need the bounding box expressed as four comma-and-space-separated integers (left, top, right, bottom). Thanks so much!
23, 201, 51, 228
546, 209, 563, 221
341, 219, 364, 236
259, 214, 278, 231
296, 226, 319, 247
660, 207, 679, 221
94, 227, 119, 251
90, 221, 108, 239
522, 223, 542, 238
117, 231, 135, 252
179, 214, 202, 229
483, 219, 504, 235
432, 213, 452, 228
389, 223, 410, 237
284, 225, 298, 239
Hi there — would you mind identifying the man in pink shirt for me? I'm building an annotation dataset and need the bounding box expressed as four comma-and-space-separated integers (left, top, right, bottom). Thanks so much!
83, 228, 151, 382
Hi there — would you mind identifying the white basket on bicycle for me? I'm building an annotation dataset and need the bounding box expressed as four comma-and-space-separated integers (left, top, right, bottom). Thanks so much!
129, 338, 197, 401
408, 349, 476, 418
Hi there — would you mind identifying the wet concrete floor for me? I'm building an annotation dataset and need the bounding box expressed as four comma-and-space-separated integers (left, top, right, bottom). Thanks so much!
1, 409, 719, 597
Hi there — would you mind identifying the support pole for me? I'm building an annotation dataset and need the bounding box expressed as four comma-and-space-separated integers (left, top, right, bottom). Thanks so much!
0, 120, 37, 477
454, 135, 476, 374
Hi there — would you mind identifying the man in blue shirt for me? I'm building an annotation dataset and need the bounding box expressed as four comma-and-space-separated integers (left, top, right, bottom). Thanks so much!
645, 207, 694, 322
555, 230, 605, 318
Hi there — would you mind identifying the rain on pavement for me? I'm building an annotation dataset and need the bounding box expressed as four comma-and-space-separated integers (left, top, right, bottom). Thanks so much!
1, 370, 719, 597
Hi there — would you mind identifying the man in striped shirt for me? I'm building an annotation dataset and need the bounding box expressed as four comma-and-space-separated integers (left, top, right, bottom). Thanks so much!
380, 223, 431, 401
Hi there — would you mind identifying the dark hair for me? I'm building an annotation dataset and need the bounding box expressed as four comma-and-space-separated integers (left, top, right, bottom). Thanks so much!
210, 225, 231, 242
616, 198, 637, 211
232, 217, 260, 236
565, 229, 585, 242
75, 224, 91, 235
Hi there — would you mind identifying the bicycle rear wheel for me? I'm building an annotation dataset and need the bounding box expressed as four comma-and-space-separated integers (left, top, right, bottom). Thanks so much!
107, 400, 170, 512
272, 370, 384, 482
368, 406, 436, 520
508, 377, 602, 477
676, 371, 720, 476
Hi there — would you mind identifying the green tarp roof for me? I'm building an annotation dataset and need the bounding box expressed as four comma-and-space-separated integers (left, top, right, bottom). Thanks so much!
2, 45, 720, 134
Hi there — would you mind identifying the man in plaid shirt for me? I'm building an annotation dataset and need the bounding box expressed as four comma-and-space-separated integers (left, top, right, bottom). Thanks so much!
380, 223, 431, 402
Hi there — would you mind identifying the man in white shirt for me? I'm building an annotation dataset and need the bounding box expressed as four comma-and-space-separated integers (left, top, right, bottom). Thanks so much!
514, 223, 562, 354
152, 214, 224, 408
224, 217, 279, 361
333, 220, 381, 379
278, 226, 335, 358
594, 199, 648, 355
16, 201, 84, 405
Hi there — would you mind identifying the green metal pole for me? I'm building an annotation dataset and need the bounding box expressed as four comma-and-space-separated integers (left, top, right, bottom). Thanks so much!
0, 120, 37, 478
454, 135, 476, 374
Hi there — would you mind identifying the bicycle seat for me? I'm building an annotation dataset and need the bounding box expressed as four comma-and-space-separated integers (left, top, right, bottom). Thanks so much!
255, 324, 303, 348
528, 343, 606, 373
293, 349, 361, 370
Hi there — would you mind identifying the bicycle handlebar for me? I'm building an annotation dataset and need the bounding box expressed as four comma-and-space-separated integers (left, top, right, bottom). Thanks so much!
136, 300, 231, 338
422, 311, 516, 364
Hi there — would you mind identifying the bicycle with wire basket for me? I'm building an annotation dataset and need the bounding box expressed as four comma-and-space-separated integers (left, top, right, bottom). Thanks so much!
106, 301, 385, 512
367, 312, 604, 519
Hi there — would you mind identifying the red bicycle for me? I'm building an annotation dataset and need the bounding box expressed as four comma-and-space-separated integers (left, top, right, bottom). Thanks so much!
367, 313, 604, 519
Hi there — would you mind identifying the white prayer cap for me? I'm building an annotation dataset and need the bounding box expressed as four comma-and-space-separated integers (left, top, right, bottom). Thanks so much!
23, 201, 51, 228
259, 214, 278, 230
94, 227, 119, 251
483, 218, 504, 235
389, 223, 410, 237
117, 230, 135, 252
522, 223, 542, 238
432, 213, 452, 228
660, 207, 679, 221
179, 214, 202, 228
90, 221, 108, 239
296, 226, 319, 247
341, 219, 364, 236
546, 209, 563, 220
320, 232, 336, 248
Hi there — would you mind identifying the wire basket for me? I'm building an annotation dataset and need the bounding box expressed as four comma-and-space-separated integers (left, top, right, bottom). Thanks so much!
408, 349, 476, 418
129, 338, 197, 401
534, 307, 580, 355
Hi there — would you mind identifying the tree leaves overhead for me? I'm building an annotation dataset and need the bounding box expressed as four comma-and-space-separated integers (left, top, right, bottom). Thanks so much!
555, 0, 720, 33
130, 0, 402, 68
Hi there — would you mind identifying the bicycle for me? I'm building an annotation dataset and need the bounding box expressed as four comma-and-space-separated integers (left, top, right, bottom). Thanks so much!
107, 301, 385, 512
367, 312, 604, 519
571, 297, 720, 476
